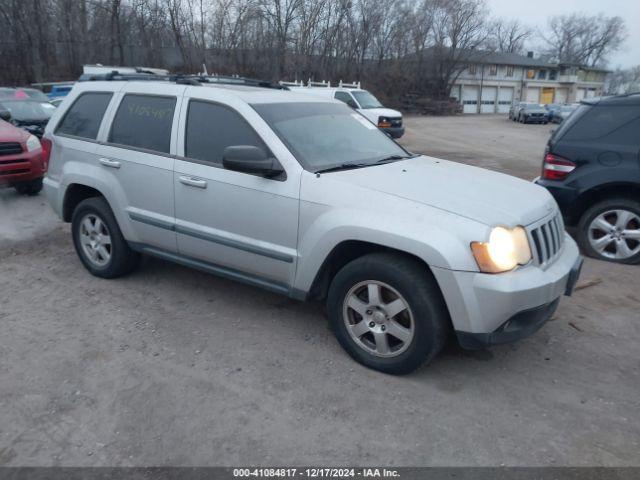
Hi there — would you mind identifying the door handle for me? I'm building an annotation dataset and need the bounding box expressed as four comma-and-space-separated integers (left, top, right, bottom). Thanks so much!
179, 175, 207, 189
99, 158, 121, 169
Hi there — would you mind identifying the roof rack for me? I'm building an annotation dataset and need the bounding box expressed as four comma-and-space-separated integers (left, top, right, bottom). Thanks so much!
279, 79, 362, 89
78, 71, 288, 90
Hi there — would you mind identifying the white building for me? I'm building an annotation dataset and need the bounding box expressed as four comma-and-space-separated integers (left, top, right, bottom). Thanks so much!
450, 51, 608, 114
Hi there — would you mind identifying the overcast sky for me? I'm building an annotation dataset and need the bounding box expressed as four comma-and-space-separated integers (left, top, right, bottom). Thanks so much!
485, 0, 640, 68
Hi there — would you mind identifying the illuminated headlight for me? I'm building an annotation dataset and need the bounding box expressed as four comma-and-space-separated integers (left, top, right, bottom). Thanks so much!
25, 134, 41, 152
471, 226, 532, 273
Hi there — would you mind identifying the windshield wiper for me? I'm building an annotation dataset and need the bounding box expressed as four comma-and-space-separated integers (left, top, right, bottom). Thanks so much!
315, 154, 418, 174
375, 153, 418, 164
315, 163, 371, 174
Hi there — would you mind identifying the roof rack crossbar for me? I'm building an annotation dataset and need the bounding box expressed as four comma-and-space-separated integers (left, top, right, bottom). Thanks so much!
80, 72, 288, 90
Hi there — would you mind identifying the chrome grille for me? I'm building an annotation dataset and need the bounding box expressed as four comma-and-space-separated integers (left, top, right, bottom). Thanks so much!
528, 213, 565, 267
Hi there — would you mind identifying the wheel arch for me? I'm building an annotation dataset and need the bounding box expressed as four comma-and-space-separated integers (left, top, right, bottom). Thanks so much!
63, 183, 105, 222
569, 182, 640, 225
305, 240, 442, 302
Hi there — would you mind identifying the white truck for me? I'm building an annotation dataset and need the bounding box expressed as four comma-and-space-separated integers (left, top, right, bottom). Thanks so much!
285, 81, 405, 138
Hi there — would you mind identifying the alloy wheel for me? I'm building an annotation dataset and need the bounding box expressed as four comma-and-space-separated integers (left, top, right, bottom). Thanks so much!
588, 209, 640, 260
342, 281, 415, 358
79, 213, 113, 267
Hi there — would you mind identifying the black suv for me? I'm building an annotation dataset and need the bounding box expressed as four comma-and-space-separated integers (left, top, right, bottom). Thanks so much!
536, 94, 640, 264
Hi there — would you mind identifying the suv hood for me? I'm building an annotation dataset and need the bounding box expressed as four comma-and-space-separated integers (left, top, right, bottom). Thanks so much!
0, 119, 28, 142
327, 156, 556, 227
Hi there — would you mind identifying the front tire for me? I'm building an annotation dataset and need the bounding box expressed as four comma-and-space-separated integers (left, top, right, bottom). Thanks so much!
577, 198, 640, 264
71, 197, 140, 278
14, 178, 43, 195
327, 253, 450, 375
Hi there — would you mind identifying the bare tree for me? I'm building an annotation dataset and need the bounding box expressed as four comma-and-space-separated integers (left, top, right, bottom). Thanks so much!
607, 66, 640, 95
0, 0, 627, 103
543, 13, 626, 67
487, 18, 531, 53
425, 0, 488, 98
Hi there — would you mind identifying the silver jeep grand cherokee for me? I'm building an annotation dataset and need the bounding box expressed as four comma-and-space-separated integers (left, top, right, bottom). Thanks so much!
43, 77, 583, 374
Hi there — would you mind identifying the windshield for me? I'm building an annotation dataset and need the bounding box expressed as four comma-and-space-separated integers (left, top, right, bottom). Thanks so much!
0, 100, 55, 121
351, 91, 383, 109
22, 89, 50, 102
252, 102, 409, 172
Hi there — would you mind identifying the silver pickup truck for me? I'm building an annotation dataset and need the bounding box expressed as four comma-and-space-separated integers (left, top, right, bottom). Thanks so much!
43, 76, 582, 374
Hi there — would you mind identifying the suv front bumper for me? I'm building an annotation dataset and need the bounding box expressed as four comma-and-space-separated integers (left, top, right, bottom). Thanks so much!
432, 234, 582, 348
380, 126, 405, 138
0, 148, 45, 186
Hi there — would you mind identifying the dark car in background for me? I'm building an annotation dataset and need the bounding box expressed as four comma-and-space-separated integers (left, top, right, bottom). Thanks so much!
551, 104, 579, 124
536, 94, 640, 264
508, 101, 530, 121
518, 104, 549, 124
0, 99, 55, 138
544, 103, 562, 122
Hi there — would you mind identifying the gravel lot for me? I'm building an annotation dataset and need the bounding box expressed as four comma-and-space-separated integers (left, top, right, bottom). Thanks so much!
1, 115, 639, 467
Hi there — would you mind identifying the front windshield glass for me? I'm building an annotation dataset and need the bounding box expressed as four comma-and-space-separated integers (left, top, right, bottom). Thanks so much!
0, 100, 55, 121
252, 102, 408, 172
351, 91, 383, 109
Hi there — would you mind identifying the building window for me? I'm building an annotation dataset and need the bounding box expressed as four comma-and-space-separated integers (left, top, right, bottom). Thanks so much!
549, 70, 557, 80
468, 64, 477, 75
506, 65, 514, 77
489, 64, 497, 76
538, 69, 547, 80
526, 69, 535, 79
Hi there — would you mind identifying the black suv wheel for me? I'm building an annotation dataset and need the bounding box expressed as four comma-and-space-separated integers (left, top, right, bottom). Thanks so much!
71, 197, 140, 277
327, 252, 450, 375
577, 198, 640, 264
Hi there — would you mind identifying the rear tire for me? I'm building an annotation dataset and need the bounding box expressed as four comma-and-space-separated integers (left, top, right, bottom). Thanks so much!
14, 178, 43, 195
577, 198, 640, 264
71, 196, 140, 278
327, 252, 450, 375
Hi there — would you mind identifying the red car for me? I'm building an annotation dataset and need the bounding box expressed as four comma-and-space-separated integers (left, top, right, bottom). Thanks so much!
0, 116, 49, 195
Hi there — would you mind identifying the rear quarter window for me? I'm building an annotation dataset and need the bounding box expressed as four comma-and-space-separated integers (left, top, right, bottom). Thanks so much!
55, 92, 113, 140
560, 105, 640, 143
109, 94, 176, 154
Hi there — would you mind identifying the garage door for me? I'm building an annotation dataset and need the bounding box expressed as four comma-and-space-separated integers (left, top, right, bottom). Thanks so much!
481, 86, 497, 113
555, 88, 568, 104
576, 88, 586, 102
462, 86, 478, 114
526, 87, 540, 103
497, 87, 514, 113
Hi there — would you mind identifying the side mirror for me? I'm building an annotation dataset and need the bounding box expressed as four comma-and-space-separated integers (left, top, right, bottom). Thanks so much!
222, 145, 284, 178
0, 109, 11, 122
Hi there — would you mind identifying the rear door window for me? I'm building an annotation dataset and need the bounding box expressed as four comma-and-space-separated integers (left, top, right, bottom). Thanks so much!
184, 100, 267, 165
109, 94, 176, 154
56, 92, 113, 140
561, 105, 640, 143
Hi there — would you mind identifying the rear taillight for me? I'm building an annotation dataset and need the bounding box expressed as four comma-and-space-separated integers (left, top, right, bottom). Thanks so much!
542, 153, 575, 180
41, 138, 52, 172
